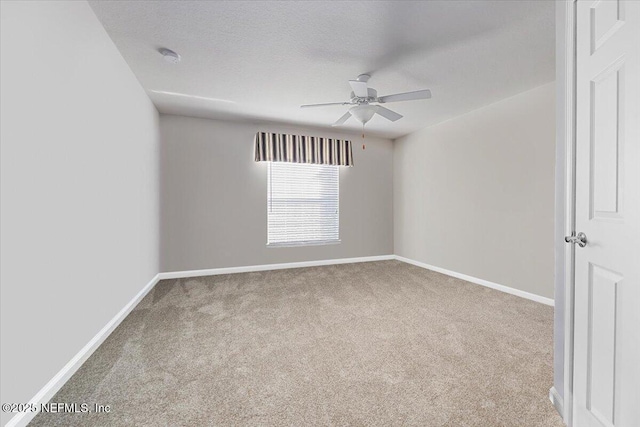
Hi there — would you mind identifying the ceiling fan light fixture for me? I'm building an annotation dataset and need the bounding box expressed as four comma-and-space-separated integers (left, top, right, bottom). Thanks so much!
349, 105, 378, 125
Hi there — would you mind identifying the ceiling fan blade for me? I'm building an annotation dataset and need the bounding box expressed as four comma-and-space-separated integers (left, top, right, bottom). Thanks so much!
375, 106, 403, 122
378, 89, 432, 103
332, 111, 352, 126
349, 80, 369, 98
301, 102, 351, 108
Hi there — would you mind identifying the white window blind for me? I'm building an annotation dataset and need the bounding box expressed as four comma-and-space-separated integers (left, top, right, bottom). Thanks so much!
267, 162, 339, 247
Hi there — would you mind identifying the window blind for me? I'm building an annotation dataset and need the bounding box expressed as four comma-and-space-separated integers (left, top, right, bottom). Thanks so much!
267, 162, 339, 246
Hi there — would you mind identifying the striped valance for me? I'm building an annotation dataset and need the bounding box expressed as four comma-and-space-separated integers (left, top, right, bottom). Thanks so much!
254, 132, 353, 166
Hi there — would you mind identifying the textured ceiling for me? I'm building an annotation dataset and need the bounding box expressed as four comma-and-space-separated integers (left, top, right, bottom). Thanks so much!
89, 1, 554, 139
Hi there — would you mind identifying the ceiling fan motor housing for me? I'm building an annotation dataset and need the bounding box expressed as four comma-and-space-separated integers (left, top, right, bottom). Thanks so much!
350, 88, 378, 104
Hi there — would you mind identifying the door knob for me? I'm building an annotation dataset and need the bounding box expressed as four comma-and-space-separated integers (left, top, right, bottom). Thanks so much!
565, 232, 588, 248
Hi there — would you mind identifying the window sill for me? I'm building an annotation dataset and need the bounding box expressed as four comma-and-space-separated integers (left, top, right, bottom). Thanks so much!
266, 240, 341, 248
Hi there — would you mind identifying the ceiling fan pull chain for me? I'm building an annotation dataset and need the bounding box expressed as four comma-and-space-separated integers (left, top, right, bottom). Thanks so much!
362, 123, 366, 150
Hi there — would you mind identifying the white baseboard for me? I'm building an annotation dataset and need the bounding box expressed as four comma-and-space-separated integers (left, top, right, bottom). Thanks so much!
549, 386, 565, 420
5, 274, 160, 427
158, 255, 396, 280
394, 255, 554, 306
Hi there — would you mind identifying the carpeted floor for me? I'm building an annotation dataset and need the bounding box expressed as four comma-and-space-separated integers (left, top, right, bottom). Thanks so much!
31, 260, 564, 426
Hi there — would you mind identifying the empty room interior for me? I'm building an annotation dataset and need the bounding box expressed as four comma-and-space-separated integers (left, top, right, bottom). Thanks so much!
1, 1, 639, 426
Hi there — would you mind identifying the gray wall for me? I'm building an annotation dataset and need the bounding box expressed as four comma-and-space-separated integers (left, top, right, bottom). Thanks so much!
394, 82, 556, 299
0, 2, 159, 424
160, 115, 394, 272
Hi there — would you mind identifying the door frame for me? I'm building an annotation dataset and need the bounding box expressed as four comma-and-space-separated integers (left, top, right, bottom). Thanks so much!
564, 0, 576, 421
556, 0, 577, 426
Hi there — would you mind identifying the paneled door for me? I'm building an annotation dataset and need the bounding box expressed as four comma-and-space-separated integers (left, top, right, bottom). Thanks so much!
573, 1, 639, 426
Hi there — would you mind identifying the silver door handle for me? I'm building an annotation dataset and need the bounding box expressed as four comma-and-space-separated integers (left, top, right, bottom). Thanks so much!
565, 232, 587, 248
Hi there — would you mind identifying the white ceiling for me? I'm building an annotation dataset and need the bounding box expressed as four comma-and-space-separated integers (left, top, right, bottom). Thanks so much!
89, 1, 555, 139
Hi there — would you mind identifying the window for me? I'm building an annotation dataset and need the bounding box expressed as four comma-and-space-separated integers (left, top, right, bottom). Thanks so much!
267, 162, 339, 247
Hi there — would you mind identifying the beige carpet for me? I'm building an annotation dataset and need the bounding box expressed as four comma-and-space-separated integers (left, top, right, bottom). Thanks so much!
31, 260, 564, 426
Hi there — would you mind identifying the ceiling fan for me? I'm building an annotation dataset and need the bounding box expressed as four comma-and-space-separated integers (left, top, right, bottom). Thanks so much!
300, 74, 432, 127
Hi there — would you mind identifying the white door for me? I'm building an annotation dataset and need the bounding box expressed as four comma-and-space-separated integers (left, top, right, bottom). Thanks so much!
573, 0, 640, 426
